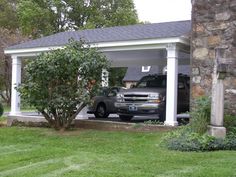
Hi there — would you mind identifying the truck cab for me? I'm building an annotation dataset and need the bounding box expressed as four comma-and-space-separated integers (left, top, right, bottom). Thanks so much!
115, 74, 190, 122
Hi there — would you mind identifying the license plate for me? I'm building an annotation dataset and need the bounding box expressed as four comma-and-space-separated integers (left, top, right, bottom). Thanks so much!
129, 105, 137, 111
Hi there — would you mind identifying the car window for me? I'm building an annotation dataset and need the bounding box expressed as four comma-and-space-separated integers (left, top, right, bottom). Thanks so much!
111, 88, 119, 93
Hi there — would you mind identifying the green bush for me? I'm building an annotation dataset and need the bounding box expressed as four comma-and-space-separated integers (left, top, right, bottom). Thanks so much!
224, 133, 236, 150
0, 103, 3, 117
224, 114, 236, 133
161, 127, 236, 151
189, 96, 211, 134
161, 96, 236, 151
17, 40, 110, 131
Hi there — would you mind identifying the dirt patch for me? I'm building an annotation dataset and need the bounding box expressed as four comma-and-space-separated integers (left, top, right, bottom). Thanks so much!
41, 128, 88, 136
0, 124, 6, 127
11, 119, 50, 128
0, 120, 7, 127
7, 116, 177, 133
74, 119, 177, 132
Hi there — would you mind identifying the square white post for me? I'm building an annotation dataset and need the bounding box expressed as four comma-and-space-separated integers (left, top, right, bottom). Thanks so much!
101, 69, 109, 87
164, 44, 178, 126
10, 55, 22, 115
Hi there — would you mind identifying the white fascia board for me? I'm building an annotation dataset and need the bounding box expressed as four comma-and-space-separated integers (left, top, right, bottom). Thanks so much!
94, 37, 187, 51
178, 36, 190, 45
4, 37, 189, 56
4, 46, 64, 56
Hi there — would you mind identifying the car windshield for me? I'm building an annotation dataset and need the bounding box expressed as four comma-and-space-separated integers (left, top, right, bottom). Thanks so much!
136, 75, 166, 88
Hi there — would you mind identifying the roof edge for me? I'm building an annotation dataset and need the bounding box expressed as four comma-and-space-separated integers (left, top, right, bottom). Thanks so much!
5, 37, 189, 56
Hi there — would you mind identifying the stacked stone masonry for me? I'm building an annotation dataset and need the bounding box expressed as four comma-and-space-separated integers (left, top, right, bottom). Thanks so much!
192, 0, 236, 115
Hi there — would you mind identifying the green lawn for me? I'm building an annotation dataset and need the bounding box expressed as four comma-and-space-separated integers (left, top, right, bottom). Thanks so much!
0, 127, 235, 177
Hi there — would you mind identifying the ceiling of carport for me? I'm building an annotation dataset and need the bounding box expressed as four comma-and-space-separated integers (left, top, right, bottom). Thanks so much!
104, 49, 190, 67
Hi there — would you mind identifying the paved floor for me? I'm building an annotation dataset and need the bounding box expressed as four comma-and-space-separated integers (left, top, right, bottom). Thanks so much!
4, 112, 189, 124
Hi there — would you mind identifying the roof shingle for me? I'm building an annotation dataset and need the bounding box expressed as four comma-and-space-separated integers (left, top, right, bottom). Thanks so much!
7, 20, 191, 50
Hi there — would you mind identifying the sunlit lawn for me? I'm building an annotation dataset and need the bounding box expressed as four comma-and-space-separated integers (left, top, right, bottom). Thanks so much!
0, 126, 235, 177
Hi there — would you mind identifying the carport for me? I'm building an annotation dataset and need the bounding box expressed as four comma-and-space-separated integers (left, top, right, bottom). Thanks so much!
4, 20, 191, 126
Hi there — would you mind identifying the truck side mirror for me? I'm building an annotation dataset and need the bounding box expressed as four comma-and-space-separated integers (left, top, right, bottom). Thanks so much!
108, 91, 117, 97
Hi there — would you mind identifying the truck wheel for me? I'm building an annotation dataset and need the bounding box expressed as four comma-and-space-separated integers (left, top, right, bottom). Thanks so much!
95, 104, 109, 118
119, 115, 133, 121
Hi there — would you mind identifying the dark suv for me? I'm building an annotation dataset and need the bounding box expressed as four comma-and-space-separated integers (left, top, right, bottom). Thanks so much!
115, 74, 190, 121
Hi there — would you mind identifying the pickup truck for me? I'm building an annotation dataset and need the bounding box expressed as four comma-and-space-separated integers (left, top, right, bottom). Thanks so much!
115, 74, 190, 122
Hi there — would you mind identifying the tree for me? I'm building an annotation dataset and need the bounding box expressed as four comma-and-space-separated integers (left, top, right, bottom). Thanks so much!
17, 0, 138, 38
0, 0, 18, 30
68, 0, 138, 29
0, 0, 27, 106
109, 67, 127, 86
17, 40, 110, 131
0, 28, 26, 105
17, 0, 58, 38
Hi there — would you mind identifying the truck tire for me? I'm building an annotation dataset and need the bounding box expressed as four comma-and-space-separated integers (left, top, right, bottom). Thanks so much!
119, 115, 133, 121
94, 104, 109, 118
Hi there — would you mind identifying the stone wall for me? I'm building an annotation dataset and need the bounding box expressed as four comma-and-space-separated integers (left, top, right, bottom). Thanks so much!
191, 0, 236, 115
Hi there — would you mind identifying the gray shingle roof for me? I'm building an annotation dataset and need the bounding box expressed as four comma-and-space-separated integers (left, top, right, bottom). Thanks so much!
7, 20, 191, 50
123, 65, 190, 82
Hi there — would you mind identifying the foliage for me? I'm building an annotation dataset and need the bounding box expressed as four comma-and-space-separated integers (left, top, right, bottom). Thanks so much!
109, 67, 127, 86
224, 114, 236, 133
189, 96, 211, 134
17, 0, 56, 38
17, 0, 139, 38
161, 126, 236, 151
161, 96, 236, 152
0, 28, 27, 105
0, 103, 3, 117
144, 120, 163, 125
0, 0, 18, 30
17, 40, 110, 131
0, 0, 27, 106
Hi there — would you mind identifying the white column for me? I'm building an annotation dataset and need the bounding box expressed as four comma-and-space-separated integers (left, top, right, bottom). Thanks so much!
164, 44, 178, 126
10, 55, 22, 115
101, 69, 109, 87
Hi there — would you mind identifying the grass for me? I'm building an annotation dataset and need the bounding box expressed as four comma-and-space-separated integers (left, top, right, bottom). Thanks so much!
0, 127, 236, 177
